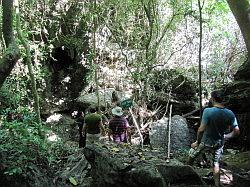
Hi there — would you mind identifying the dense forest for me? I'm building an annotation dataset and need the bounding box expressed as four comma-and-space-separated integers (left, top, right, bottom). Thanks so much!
0, 0, 250, 187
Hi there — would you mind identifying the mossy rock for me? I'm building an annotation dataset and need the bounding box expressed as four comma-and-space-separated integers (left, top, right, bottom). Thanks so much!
223, 151, 250, 170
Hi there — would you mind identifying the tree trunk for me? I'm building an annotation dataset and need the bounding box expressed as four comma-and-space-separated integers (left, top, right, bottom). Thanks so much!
2, 0, 14, 46
15, 2, 42, 125
227, 0, 250, 80
0, 0, 20, 88
198, 0, 203, 122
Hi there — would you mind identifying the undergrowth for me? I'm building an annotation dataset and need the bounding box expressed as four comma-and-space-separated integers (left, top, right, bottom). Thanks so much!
0, 107, 77, 179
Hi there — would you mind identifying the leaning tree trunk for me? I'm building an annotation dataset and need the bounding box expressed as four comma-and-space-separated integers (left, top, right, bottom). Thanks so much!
0, 0, 20, 88
93, 0, 101, 113
15, 3, 42, 125
227, 0, 250, 80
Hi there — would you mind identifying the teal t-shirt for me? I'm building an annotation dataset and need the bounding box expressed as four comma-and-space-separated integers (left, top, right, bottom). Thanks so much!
201, 107, 238, 146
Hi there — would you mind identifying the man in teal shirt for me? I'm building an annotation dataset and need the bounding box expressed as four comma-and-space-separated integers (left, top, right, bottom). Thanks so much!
187, 90, 240, 187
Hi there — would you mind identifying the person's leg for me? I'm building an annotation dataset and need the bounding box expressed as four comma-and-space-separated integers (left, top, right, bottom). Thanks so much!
92, 133, 101, 142
86, 133, 94, 143
213, 146, 224, 187
213, 164, 220, 187
86, 133, 101, 143
78, 123, 84, 148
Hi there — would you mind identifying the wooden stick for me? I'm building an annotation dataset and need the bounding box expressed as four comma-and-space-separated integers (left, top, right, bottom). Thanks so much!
129, 107, 144, 148
166, 104, 173, 163
182, 108, 200, 118
163, 90, 172, 117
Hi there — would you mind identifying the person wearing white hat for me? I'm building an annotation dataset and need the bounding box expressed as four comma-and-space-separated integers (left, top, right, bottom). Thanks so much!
108, 106, 131, 143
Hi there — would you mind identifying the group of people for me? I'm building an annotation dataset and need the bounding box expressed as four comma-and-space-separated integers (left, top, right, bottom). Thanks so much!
77, 106, 131, 147
77, 90, 240, 187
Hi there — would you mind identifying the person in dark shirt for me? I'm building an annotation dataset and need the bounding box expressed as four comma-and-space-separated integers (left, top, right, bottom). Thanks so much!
187, 90, 240, 187
76, 111, 86, 148
108, 106, 131, 143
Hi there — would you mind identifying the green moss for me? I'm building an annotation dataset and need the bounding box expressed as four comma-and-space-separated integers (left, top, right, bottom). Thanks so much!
223, 151, 250, 170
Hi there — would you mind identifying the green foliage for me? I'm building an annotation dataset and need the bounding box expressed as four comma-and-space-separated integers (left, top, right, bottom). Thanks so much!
205, 0, 230, 15
104, 0, 148, 49
148, 69, 197, 101
0, 107, 77, 177
69, 177, 78, 186
0, 74, 28, 109
0, 108, 44, 175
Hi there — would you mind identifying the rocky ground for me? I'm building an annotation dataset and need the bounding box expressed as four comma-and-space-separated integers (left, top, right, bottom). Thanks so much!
53, 140, 250, 187
43, 111, 250, 187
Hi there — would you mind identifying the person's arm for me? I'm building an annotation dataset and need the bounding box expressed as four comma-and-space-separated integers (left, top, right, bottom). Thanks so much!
99, 121, 106, 136
224, 126, 240, 139
108, 129, 113, 141
78, 122, 83, 137
108, 120, 113, 141
191, 108, 209, 148
197, 123, 205, 143
127, 127, 131, 143
124, 118, 131, 143
82, 123, 87, 136
191, 123, 205, 148
224, 121, 240, 140
224, 116, 240, 140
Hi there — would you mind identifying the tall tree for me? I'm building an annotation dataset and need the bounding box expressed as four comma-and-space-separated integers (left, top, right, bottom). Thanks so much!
227, 0, 250, 80
15, 1, 42, 125
0, 0, 20, 88
198, 0, 203, 121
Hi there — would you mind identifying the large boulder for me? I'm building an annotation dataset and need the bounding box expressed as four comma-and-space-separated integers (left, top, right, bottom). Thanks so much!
157, 164, 204, 186
149, 115, 191, 152
224, 81, 250, 149
45, 113, 78, 142
149, 117, 169, 150
55, 151, 91, 187
83, 143, 204, 187
224, 81, 250, 113
234, 59, 250, 81
76, 88, 132, 109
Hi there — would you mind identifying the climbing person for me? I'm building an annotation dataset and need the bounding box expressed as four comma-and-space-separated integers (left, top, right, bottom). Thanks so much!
187, 90, 240, 187
82, 107, 106, 144
108, 106, 131, 144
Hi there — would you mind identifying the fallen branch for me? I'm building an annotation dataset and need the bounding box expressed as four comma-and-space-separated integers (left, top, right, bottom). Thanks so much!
182, 108, 200, 118
140, 122, 151, 131
151, 105, 162, 116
